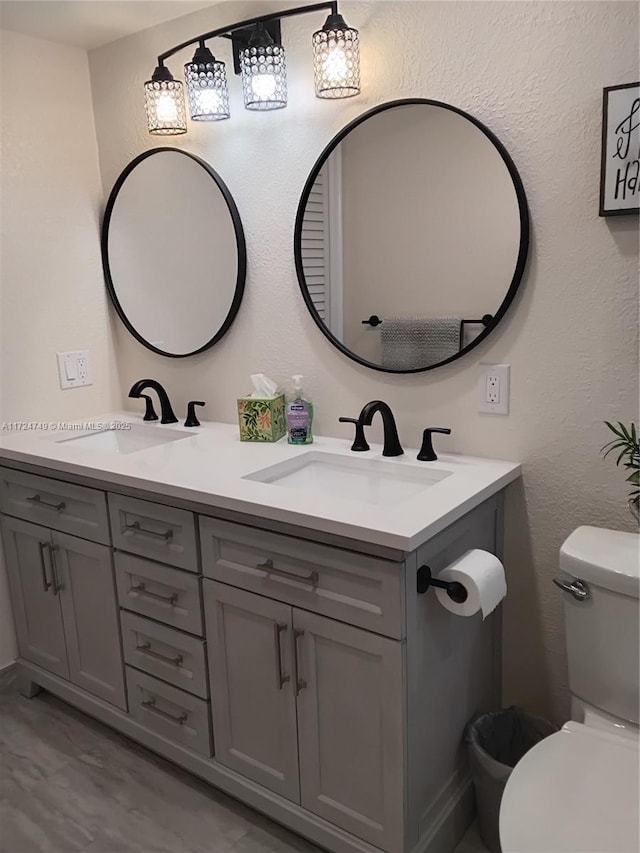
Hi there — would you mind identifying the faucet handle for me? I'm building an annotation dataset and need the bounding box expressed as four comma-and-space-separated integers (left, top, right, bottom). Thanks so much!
185, 401, 205, 428
417, 428, 451, 462
338, 417, 370, 453
140, 394, 159, 422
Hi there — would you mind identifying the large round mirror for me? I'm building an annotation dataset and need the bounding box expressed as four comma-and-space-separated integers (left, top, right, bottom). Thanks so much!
294, 99, 529, 373
102, 148, 246, 358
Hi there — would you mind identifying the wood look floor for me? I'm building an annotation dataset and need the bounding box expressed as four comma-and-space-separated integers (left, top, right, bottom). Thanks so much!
0, 683, 486, 853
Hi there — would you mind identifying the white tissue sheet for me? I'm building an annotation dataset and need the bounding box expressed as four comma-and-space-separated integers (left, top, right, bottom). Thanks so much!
435, 549, 506, 619
249, 373, 279, 398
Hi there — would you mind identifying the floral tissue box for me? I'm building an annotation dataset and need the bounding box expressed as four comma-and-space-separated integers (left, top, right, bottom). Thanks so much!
237, 393, 286, 442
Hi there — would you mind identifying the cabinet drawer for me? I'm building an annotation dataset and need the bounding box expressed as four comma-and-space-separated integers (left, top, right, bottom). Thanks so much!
199, 517, 404, 639
121, 611, 208, 698
115, 553, 203, 636
0, 468, 109, 544
109, 494, 197, 571
126, 667, 212, 758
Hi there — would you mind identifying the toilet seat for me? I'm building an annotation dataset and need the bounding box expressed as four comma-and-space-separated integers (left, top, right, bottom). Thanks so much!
499, 721, 639, 853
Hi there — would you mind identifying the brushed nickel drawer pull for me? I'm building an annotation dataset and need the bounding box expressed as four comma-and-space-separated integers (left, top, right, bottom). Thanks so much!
27, 494, 66, 512
125, 520, 174, 543
274, 622, 290, 690
130, 582, 178, 607
257, 558, 319, 589
38, 541, 52, 592
141, 697, 187, 725
49, 545, 63, 595
137, 640, 183, 667
294, 629, 306, 695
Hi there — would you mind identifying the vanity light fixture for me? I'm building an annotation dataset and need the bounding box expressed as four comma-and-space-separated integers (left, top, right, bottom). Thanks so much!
144, 63, 187, 135
312, 12, 360, 99
184, 42, 230, 121
240, 23, 287, 111
144, 2, 360, 134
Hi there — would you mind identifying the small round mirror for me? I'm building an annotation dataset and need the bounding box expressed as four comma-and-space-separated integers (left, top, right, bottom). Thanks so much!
102, 148, 246, 358
294, 99, 529, 373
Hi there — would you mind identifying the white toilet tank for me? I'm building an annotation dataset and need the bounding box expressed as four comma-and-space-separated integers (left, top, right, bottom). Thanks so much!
559, 526, 639, 726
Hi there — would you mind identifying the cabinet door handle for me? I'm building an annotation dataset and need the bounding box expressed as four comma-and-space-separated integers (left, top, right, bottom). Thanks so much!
27, 494, 66, 512
38, 541, 52, 592
130, 582, 178, 607
125, 520, 173, 543
136, 640, 183, 667
141, 697, 187, 725
293, 629, 306, 695
49, 545, 63, 595
274, 623, 290, 690
257, 558, 318, 589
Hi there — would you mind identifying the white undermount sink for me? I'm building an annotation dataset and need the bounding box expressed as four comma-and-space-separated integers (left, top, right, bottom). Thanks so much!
53, 423, 190, 454
244, 451, 452, 507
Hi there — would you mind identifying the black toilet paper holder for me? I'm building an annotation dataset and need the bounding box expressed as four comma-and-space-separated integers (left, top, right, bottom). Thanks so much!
416, 565, 468, 603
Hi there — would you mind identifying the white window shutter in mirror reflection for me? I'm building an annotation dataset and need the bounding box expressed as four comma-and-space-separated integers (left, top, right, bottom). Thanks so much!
300, 158, 344, 338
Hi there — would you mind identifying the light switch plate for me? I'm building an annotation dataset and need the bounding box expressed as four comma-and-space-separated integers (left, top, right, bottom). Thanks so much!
57, 350, 92, 390
478, 364, 510, 414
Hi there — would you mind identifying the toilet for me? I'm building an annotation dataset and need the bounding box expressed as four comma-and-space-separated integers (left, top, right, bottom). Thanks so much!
499, 526, 640, 853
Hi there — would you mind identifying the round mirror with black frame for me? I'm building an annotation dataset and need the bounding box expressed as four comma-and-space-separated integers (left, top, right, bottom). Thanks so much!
294, 99, 529, 373
102, 147, 246, 358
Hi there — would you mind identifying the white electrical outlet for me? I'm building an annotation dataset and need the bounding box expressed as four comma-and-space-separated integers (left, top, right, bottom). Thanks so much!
478, 364, 510, 414
57, 350, 92, 390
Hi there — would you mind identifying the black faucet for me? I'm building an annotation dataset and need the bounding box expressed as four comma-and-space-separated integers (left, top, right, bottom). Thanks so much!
129, 379, 178, 424
357, 400, 404, 457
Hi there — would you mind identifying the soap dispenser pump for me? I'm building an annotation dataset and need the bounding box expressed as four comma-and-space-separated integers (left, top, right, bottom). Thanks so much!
286, 375, 313, 445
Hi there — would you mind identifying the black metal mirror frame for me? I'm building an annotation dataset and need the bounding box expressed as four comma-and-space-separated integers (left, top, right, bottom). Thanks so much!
293, 98, 530, 374
101, 147, 247, 359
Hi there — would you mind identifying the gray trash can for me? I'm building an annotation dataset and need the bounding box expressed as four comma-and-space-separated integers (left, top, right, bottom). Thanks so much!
465, 708, 558, 853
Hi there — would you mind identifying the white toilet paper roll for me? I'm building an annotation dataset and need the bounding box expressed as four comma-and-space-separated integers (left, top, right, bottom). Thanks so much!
435, 549, 506, 619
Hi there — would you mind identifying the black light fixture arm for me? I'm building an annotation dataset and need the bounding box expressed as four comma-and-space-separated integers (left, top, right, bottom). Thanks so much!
156, 1, 338, 65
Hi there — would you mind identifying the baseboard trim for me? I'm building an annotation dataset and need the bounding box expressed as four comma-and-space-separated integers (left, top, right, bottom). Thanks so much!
412, 769, 475, 853
0, 660, 17, 693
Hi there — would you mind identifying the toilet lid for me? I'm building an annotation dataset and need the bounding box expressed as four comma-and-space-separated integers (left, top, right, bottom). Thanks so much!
499, 722, 639, 853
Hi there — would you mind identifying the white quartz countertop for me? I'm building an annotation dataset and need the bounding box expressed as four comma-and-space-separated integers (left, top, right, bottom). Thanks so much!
0, 414, 521, 552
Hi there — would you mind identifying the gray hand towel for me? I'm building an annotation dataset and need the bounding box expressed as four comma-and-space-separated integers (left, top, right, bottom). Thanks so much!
380, 316, 460, 370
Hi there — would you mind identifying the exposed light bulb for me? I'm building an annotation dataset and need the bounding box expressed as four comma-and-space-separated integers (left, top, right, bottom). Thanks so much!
251, 73, 277, 100
155, 92, 179, 122
196, 88, 223, 114
323, 45, 348, 83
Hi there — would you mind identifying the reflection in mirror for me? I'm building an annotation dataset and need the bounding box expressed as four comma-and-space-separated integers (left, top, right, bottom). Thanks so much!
102, 148, 246, 358
295, 100, 529, 372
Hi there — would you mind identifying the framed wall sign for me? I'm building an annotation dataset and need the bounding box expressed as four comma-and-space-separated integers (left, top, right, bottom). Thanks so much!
600, 82, 640, 216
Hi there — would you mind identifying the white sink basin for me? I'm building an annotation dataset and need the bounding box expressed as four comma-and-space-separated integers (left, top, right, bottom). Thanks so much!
54, 423, 190, 455
245, 451, 451, 507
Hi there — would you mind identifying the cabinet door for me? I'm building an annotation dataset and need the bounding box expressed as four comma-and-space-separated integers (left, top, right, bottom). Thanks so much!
0, 516, 68, 678
53, 531, 126, 710
204, 580, 300, 802
294, 609, 404, 852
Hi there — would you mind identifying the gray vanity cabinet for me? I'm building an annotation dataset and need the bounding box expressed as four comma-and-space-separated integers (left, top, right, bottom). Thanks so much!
0, 514, 126, 710
294, 609, 404, 851
54, 532, 126, 710
204, 579, 404, 850
1, 515, 69, 679
204, 580, 301, 802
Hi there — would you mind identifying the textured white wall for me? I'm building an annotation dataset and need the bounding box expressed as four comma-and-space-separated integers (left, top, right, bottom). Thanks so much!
0, 29, 117, 667
92, 0, 635, 719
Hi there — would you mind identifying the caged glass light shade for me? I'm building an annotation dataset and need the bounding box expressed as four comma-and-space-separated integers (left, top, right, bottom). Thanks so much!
240, 24, 287, 111
144, 64, 187, 135
312, 13, 360, 99
185, 43, 230, 121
